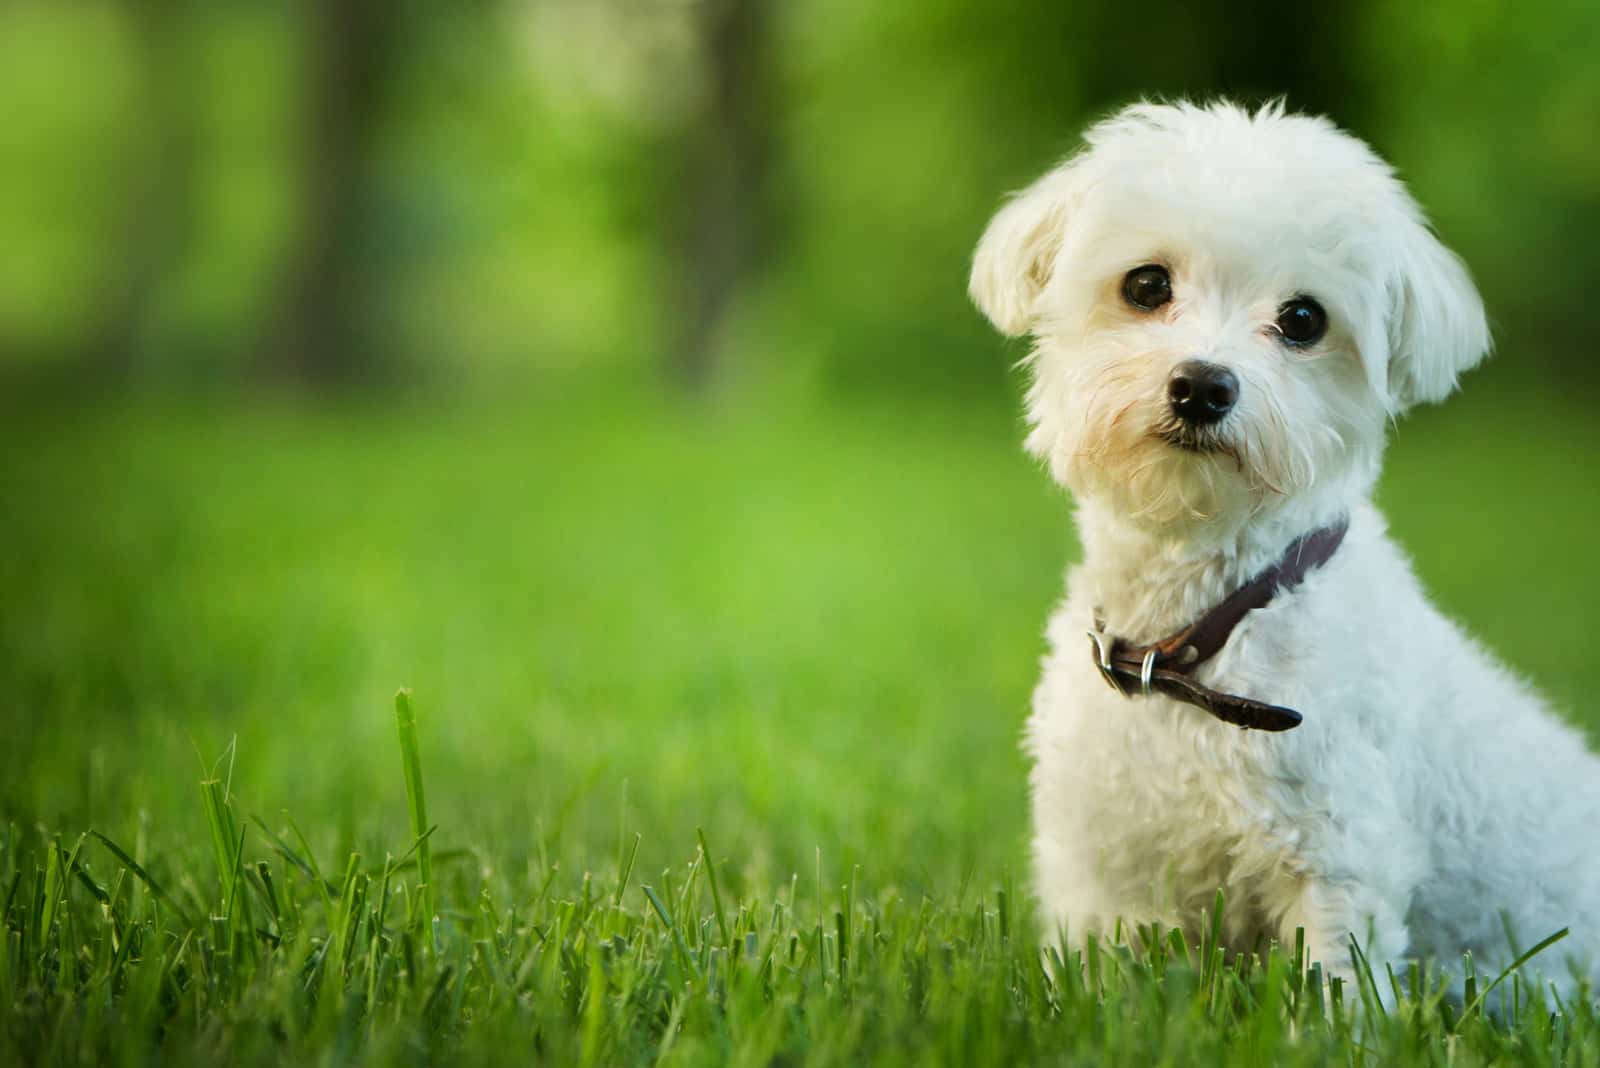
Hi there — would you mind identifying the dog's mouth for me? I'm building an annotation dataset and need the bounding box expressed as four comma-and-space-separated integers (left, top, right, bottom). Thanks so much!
1156, 425, 1226, 456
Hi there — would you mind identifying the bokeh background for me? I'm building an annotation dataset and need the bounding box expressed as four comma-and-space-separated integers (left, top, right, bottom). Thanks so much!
3, 0, 1597, 894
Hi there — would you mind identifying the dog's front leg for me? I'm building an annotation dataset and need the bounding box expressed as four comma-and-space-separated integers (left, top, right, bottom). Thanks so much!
1279, 876, 1413, 1006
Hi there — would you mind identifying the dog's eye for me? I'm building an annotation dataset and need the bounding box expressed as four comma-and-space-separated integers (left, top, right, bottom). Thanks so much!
1122, 265, 1172, 311
1276, 298, 1327, 346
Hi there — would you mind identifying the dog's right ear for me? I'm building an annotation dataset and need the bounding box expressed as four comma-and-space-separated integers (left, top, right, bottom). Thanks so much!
968, 162, 1082, 338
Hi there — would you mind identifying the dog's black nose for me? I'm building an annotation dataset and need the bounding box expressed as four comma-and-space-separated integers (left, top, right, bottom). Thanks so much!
1167, 360, 1238, 426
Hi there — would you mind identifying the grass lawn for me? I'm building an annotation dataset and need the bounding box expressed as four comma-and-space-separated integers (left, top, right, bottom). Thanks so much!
2, 368, 1598, 1065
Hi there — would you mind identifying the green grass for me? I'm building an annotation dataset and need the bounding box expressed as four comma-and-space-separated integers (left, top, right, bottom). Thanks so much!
2, 368, 1599, 1065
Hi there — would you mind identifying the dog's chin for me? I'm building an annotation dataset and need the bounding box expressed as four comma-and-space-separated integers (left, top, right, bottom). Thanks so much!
1065, 426, 1257, 529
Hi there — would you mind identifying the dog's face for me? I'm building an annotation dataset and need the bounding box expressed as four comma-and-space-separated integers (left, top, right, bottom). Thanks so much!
971, 102, 1490, 535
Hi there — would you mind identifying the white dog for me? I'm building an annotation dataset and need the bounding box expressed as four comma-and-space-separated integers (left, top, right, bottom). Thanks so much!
970, 99, 1599, 995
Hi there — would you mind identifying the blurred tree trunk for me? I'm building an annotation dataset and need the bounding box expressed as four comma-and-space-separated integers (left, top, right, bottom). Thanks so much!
256, 0, 396, 385
81, 0, 195, 382
1072, 0, 1369, 130
668, 0, 775, 390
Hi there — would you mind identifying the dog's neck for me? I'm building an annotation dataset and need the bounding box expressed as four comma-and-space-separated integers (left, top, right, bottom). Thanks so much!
1072, 498, 1352, 645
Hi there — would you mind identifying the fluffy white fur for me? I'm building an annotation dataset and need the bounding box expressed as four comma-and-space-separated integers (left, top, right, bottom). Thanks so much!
971, 100, 1600, 994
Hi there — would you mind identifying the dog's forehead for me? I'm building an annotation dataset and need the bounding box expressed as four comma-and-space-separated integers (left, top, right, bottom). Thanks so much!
1079, 109, 1396, 277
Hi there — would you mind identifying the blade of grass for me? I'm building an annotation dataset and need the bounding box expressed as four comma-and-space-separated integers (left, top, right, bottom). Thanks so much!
250, 815, 339, 898
199, 776, 240, 910
642, 884, 698, 979
614, 833, 641, 909
37, 843, 63, 977
395, 688, 434, 934
696, 829, 729, 946
1457, 927, 1569, 1026
87, 830, 195, 926
1348, 933, 1386, 1020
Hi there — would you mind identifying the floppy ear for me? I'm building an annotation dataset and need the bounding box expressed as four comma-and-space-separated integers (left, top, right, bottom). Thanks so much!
1385, 221, 1491, 411
968, 163, 1083, 338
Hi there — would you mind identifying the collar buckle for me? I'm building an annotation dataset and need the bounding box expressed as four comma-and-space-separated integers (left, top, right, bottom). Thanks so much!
1086, 628, 1128, 696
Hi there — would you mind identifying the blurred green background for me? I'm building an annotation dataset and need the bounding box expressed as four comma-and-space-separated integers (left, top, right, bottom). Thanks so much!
2, 0, 1597, 893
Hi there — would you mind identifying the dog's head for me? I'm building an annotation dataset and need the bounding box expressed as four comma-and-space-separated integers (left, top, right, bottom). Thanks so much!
971, 101, 1489, 534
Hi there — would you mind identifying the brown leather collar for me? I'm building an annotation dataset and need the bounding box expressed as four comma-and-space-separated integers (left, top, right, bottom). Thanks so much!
1087, 519, 1349, 731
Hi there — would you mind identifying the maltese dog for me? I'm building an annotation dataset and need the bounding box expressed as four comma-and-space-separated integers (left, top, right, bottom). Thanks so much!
971, 99, 1596, 995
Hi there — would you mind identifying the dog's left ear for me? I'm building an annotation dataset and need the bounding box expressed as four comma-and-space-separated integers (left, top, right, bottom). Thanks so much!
1383, 219, 1491, 411
969, 162, 1083, 338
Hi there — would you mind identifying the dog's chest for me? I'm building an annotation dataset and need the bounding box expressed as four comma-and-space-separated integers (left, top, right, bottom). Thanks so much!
1040, 641, 1315, 923
1102, 702, 1287, 848
1036, 552, 1347, 923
